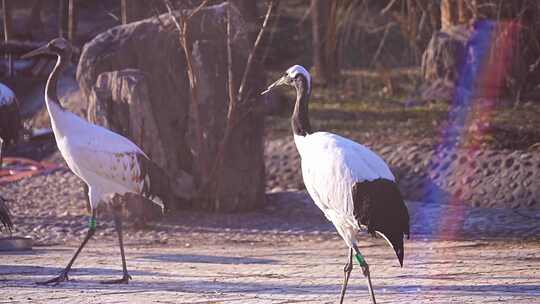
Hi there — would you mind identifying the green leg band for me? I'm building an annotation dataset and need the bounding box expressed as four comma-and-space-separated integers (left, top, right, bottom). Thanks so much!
355, 253, 367, 267
89, 218, 97, 230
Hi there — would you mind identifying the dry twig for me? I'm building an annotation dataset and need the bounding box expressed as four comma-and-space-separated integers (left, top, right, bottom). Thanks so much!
237, 0, 279, 103
164, 0, 210, 181
165, 0, 278, 210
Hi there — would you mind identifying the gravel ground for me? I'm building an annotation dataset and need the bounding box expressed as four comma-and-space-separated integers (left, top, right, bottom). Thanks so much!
1, 169, 539, 246
266, 137, 540, 209
1, 139, 539, 303
1, 239, 538, 303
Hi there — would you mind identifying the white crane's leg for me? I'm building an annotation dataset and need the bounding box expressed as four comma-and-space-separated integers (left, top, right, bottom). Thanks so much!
36, 210, 97, 285
339, 248, 354, 304
353, 244, 377, 304
100, 208, 132, 284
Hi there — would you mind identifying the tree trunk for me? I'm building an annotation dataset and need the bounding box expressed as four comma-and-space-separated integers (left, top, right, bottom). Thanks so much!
187, 1, 267, 212
423, 0, 540, 101
24, 0, 43, 39
67, 0, 77, 41
58, 0, 68, 39
311, 0, 338, 85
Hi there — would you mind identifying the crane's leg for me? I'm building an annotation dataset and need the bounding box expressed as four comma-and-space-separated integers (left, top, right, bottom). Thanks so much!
36, 210, 97, 285
353, 244, 376, 304
338, 248, 354, 304
100, 209, 131, 284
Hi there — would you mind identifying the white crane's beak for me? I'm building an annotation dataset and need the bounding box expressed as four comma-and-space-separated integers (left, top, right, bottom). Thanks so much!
261, 76, 288, 95
21, 44, 50, 59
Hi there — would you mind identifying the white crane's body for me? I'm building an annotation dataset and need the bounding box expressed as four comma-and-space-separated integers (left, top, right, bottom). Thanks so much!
24, 38, 170, 285
263, 65, 409, 304
45, 94, 162, 211
295, 132, 395, 247
0, 82, 15, 106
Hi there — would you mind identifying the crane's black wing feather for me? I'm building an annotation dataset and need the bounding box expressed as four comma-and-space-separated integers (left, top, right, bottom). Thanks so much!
352, 179, 409, 266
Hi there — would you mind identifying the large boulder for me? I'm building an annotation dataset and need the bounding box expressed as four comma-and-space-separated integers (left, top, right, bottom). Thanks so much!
77, 3, 265, 212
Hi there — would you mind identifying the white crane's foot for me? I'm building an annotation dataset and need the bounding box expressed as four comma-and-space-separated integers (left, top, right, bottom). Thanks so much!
36, 270, 69, 285
100, 273, 132, 284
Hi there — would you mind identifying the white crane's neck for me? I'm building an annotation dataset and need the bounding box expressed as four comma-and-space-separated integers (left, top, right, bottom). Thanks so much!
45, 54, 71, 134
291, 74, 312, 137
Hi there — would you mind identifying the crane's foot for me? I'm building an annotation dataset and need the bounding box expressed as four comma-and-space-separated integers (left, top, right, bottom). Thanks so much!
338, 261, 354, 304
36, 270, 69, 285
100, 273, 132, 284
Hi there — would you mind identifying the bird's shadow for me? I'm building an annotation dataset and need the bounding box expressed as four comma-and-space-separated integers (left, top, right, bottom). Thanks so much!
376, 284, 540, 296
4, 272, 539, 299
141, 253, 276, 265
0, 264, 164, 277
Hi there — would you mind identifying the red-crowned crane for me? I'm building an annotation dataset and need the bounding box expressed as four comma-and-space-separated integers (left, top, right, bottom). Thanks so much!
22, 38, 172, 285
262, 65, 410, 304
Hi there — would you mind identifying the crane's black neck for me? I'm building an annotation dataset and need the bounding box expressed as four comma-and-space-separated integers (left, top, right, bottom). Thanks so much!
45, 54, 69, 110
292, 75, 312, 136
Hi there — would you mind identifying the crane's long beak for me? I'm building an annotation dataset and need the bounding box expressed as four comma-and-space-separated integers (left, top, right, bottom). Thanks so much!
21, 45, 50, 59
261, 76, 287, 95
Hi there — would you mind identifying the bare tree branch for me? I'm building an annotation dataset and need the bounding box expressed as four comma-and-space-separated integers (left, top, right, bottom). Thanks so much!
237, 0, 279, 103
210, 0, 279, 211
226, 5, 237, 123
380, 0, 399, 15
187, 0, 211, 19
164, 0, 210, 186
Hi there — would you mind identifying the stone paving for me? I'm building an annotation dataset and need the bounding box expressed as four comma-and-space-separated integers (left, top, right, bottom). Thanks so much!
1, 238, 539, 303
2, 165, 540, 303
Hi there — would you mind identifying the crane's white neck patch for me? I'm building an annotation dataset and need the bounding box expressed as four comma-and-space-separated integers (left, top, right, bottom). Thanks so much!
286, 65, 311, 93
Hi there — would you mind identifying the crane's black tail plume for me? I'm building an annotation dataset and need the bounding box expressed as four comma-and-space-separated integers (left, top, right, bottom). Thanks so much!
352, 179, 410, 267
0, 196, 13, 232
136, 153, 174, 214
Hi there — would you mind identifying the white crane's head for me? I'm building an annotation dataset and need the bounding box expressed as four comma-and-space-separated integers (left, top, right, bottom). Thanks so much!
21, 38, 72, 59
261, 65, 311, 95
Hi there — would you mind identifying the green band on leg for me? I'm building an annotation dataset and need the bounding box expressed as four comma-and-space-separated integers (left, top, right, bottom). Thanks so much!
355, 253, 366, 266
89, 218, 97, 230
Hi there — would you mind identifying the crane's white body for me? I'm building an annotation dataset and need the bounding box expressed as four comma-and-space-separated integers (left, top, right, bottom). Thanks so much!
0, 82, 15, 106
294, 132, 395, 248
45, 58, 157, 210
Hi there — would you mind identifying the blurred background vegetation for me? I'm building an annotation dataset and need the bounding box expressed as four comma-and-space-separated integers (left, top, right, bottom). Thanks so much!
2, 0, 540, 150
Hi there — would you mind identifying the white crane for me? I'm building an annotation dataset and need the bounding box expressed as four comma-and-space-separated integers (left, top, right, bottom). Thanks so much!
262, 65, 410, 304
22, 38, 172, 285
